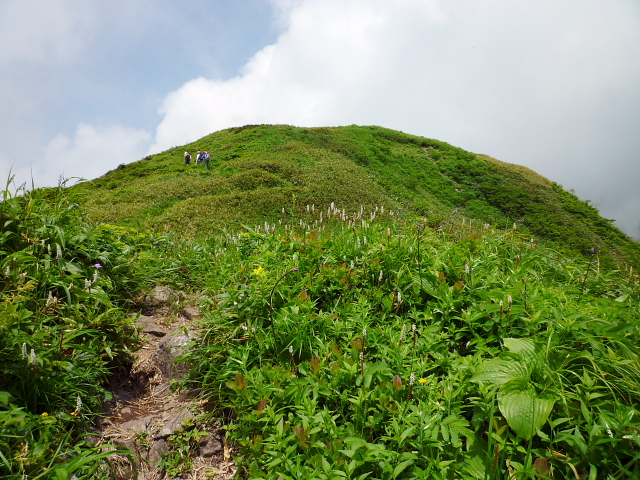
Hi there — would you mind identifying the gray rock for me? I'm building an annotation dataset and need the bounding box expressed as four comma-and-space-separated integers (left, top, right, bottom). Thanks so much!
119, 414, 156, 433
148, 438, 170, 466
180, 306, 201, 321
111, 438, 143, 470
156, 330, 195, 380
198, 433, 223, 457
138, 315, 168, 337
143, 286, 179, 307
156, 408, 195, 438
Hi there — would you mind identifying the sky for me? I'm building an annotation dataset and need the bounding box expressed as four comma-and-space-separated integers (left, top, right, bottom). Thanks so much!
1, 0, 639, 240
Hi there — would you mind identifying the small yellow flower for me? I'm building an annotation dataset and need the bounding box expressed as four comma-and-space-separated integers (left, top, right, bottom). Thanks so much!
252, 266, 266, 277
419, 378, 427, 385
71, 410, 79, 417
41, 412, 48, 417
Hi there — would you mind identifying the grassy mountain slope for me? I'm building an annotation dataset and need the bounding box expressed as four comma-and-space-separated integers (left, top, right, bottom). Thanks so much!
72, 124, 640, 268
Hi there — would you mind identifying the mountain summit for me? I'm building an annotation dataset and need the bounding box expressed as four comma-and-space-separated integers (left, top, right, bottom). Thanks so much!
73, 124, 639, 268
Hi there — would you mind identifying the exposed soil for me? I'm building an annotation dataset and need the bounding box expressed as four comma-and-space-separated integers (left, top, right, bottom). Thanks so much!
93, 286, 236, 480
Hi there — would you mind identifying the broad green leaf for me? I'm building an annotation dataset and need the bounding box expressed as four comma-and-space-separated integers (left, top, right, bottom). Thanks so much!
339, 449, 357, 458
54, 469, 69, 480
471, 358, 529, 386
412, 273, 441, 300
0, 391, 12, 405
463, 455, 486, 479
399, 426, 416, 444
63, 261, 82, 275
393, 459, 414, 478
498, 387, 555, 440
344, 437, 368, 450
503, 337, 544, 370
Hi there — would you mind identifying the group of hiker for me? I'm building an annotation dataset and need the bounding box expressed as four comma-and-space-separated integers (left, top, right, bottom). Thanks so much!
184, 151, 211, 169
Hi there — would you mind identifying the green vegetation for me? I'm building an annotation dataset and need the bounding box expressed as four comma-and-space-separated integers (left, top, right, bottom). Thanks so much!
3, 124, 640, 478
0, 180, 152, 478
179, 207, 640, 479
72, 124, 640, 269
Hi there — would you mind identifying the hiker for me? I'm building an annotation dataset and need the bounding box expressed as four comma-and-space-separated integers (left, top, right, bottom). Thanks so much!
184, 151, 191, 165
204, 152, 211, 170
195, 151, 202, 164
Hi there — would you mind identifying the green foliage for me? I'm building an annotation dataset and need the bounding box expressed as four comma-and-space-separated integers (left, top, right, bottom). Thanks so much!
70, 124, 640, 269
8, 123, 640, 478
4, 163, 640, 478
0, 179, 149, 478
178, 207, 640, 479
158, 419, 207, 477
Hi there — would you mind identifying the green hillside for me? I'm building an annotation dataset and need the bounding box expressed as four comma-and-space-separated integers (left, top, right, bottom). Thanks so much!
73, 125, 639, 269
3, 130, 640, 478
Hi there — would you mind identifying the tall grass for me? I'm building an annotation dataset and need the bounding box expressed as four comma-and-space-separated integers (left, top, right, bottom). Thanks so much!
0, 179, 158, 478
179, 204, 640, 479
4, 172, 640, 478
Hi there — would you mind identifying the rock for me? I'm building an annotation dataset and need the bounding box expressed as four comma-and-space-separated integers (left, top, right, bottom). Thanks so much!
148, 438, 170, 466
142, 286, 180, 307
119, 414, 156, 433
180, 306, 201, 321
156, 408, 195, 438
138, 315, 168, 337
157, 329, 195, 380
198, 433, 223, 457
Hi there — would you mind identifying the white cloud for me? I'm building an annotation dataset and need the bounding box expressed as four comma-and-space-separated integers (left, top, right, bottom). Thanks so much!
151, 0, 640, 150
33, 123, 152, 186
0, 0, 97, 66
2, 0, 637, 239
150, 0, 446, 152
149, 0, 640, 239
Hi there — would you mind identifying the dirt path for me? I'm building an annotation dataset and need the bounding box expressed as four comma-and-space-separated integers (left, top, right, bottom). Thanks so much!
95, 286, 236, 480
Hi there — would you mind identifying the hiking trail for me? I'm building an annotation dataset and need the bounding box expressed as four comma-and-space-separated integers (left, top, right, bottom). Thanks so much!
94, 286, 235, 480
